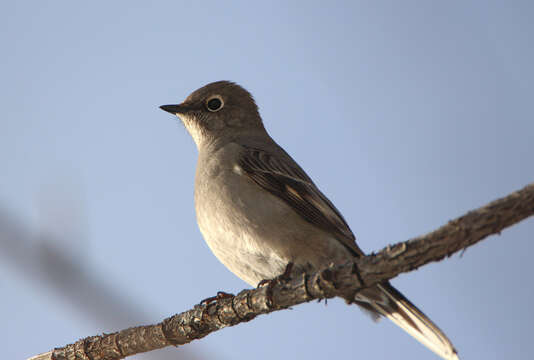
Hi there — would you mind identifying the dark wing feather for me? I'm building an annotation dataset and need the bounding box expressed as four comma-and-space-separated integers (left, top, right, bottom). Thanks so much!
238, 146, 364, 257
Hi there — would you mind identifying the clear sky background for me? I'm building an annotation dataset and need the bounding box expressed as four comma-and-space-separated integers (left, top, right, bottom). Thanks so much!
2, 1, 533, 360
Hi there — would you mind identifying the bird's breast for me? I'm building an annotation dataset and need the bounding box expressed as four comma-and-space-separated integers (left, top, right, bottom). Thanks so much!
193, 146, 353, 286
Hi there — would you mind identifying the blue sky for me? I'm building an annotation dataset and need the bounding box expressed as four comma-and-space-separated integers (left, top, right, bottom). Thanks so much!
2, 2, 533, 360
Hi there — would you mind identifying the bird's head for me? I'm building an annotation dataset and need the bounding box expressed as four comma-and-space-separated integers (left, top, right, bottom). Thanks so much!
160, 81, 265, 149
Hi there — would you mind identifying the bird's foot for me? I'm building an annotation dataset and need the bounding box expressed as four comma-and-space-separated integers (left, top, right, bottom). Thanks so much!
257, 262, 294, 287
257, 262, 294, 306
200, 291, 234, 306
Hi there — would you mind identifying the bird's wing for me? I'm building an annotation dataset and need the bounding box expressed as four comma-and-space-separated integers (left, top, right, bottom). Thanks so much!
238, 145, 364, 257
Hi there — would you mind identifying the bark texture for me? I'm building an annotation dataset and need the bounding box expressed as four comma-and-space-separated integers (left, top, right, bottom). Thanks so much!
29, 182, 534, 360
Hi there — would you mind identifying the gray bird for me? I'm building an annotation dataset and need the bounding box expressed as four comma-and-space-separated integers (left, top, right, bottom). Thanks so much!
160, 81, 459, 360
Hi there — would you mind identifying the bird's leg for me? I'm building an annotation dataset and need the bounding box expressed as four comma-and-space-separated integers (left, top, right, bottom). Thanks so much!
200, 291, 234, 306
257, 262, 294, 306
257, 262, 294, 287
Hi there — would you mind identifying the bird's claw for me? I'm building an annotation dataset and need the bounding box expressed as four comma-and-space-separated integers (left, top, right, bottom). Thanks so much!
200, 291, 234, 306
256, 262, 294, 306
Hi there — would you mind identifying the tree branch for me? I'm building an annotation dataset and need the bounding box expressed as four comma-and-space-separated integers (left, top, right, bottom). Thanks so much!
30, 182, 534, 360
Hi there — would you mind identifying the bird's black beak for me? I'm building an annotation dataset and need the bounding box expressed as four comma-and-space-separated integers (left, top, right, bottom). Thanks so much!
159, 104, 188, 114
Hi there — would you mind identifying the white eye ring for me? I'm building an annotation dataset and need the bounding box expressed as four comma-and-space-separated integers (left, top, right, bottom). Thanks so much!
206, 95, 224, 112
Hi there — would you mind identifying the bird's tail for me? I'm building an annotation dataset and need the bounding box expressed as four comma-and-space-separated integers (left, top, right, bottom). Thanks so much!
354, 282, 459, 360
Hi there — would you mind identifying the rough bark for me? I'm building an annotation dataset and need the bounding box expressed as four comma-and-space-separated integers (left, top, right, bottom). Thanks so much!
29, 182, 534, 360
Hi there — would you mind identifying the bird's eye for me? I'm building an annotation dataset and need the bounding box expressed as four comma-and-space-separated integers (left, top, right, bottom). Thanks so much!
206, 96, 224, 112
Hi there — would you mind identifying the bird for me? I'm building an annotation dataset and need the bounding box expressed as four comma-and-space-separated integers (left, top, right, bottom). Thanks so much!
160, 80, 459, 360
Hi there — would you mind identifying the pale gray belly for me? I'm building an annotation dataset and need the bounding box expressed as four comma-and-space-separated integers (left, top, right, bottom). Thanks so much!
194, 163, 352, 286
